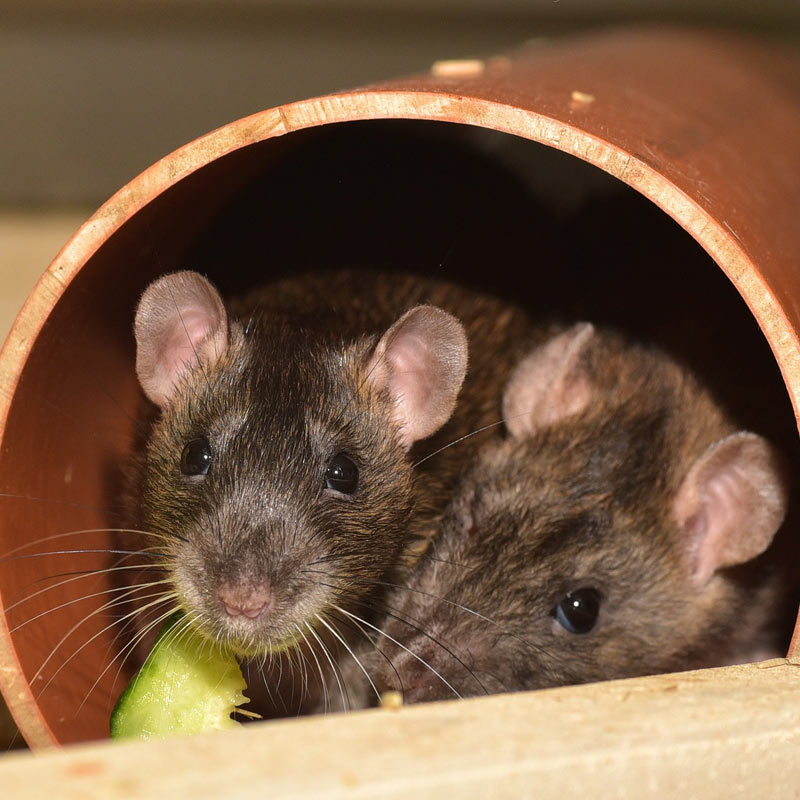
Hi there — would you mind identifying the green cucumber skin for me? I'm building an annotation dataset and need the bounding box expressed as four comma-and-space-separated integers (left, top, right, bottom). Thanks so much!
110, 612, 248, 740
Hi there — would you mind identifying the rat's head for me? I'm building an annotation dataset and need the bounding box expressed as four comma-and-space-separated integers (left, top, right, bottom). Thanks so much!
132, 271, 468, 657
366, 324, 789, 703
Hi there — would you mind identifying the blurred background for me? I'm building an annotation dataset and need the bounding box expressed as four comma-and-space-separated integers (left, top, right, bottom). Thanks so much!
1, 1, 799, 300
3, 1, 800, 209
0, 0, 794, 338
0, 0, 799, 748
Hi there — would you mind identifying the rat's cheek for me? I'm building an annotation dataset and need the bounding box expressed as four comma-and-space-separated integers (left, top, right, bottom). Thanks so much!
168, 554, 212, 617
450, 494, 477, 537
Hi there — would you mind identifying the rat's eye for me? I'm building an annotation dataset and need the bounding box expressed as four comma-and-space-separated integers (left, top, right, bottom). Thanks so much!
181, 437, 213, 476
324, 453, 358, 494
552, 588, 601, 634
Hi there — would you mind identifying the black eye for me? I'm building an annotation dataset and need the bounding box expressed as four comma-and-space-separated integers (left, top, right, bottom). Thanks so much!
552, 588, 601, 634
181, 437, 213, 476
324, 453, 358, 494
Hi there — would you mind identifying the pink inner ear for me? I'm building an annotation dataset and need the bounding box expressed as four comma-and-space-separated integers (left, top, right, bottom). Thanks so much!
135, 271, 229, 408
387, 332, 435, 434
682, 470, 741, 586
503, 322, 595, 439
366, 305, 467, 450
159, 306, 223, 382
674, 432, 789, 587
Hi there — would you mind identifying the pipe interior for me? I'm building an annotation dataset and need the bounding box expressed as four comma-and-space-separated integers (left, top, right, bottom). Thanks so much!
1, 120, 796, 745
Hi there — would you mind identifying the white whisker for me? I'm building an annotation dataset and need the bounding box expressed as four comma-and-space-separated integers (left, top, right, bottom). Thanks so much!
333, 604, 462, 699
315, 612, 379, 704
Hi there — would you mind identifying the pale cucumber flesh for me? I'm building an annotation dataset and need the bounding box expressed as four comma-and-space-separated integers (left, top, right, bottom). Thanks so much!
110, 612, 249, 740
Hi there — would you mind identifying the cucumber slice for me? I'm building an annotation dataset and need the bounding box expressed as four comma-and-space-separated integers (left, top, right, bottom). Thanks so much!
110, 612, 249, 740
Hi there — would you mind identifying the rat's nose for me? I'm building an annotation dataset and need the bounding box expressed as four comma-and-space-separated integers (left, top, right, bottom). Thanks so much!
218, 584, 272, 619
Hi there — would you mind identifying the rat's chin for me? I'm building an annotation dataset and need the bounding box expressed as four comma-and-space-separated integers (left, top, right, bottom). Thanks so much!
174, 569, 335, 657
200, 613, 307, 658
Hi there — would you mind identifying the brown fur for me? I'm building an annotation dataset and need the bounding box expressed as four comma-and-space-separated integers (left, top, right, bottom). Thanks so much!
127, 269, 537, 677
354, 327, 798, 705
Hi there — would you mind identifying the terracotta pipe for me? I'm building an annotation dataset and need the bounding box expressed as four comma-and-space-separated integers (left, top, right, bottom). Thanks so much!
1, 25, 799, 747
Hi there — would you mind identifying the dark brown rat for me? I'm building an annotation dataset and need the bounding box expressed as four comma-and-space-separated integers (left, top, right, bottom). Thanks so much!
353, 323, 797, 705
127, 268, 535, 688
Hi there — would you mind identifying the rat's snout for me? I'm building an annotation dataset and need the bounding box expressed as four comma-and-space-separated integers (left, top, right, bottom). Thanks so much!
217, 583, 273, 619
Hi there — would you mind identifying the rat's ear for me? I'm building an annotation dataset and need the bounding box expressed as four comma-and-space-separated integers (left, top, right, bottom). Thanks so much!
502, 322, 595, 439
673, 432, 789, 587
134, 271, 229, 408
366, 305, 468, 450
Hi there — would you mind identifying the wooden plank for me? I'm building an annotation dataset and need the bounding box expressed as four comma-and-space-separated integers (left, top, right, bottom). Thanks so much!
1, 660, 799, 798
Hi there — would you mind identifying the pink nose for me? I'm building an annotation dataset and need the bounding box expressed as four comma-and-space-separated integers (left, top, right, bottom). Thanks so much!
218, 585, 272, 619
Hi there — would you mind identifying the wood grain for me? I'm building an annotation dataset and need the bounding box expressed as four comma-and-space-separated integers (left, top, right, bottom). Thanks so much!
1, 660, 799, 798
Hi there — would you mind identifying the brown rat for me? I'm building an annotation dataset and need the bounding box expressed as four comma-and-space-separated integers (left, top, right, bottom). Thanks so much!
351, 323, 797, 705
127, 268, 536, 698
